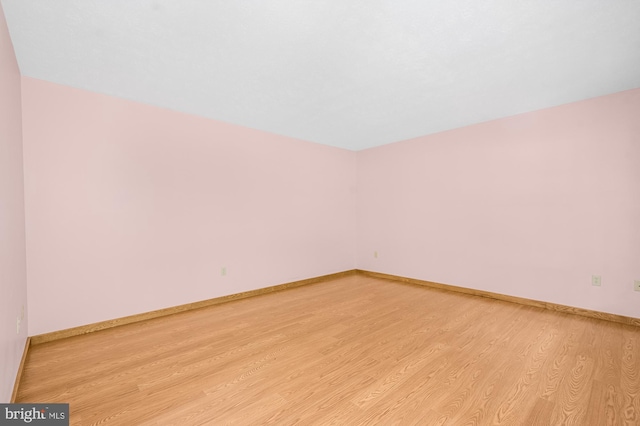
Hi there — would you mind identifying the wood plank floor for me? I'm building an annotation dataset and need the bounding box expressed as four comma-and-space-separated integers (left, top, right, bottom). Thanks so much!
17, 275, 640, 425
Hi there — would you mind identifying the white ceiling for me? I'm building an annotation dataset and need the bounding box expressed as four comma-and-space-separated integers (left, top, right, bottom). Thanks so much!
2, 1, 639, 151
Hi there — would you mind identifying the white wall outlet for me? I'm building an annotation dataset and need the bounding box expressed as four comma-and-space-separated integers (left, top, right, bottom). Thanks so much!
221, 267, 227, 276
374, 251, 378, 258
592, 275, 602, 286
634, 280, 640, 292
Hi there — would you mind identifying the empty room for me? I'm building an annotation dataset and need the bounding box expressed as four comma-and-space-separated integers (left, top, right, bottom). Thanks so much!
1, 1, 639, 425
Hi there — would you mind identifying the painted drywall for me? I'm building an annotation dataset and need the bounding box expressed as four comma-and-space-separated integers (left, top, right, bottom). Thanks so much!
21, 77, 357, 336
357, 89, 640, 318
0, 3, 28, 403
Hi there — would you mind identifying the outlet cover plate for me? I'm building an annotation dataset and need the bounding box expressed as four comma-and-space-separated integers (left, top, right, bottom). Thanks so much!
634, 280, 640, 292
592, 275, 602, 286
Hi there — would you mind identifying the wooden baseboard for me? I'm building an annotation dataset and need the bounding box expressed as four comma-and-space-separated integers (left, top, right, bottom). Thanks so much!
29, 268, 637, 346
10, 337, 31, 403
31, 270, 358, 345
357, 270, 640, 327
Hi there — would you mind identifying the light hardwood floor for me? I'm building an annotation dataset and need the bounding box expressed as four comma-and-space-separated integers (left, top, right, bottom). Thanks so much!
16, 275, 640, 425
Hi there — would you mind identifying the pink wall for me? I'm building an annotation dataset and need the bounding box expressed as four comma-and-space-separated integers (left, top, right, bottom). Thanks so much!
357, 89, 640, 318
12, 49, 640, 343
0, 4, 28, 402
22, 77, 356, 336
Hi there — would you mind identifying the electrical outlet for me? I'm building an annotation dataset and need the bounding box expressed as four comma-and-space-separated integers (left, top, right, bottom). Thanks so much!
592, 275, 601, 286
16, 317, 20, 334
634, 280, 640, 292
374, 251, 378, 258
221, 267, 226, 276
